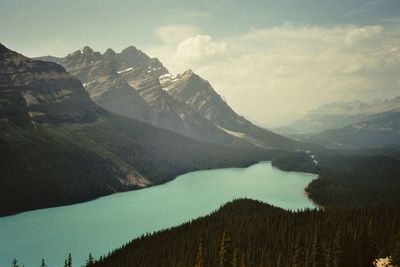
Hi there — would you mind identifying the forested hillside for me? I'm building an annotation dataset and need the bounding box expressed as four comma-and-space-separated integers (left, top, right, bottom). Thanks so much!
0, 44, 273, 216
272, 149, 400, 208
91, 199, 400, 267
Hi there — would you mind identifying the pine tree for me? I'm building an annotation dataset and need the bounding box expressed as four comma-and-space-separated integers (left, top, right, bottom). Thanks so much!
11, 258, 19, 267
276, 252, 282, 267
239, 253, 246, 267
65, 253, 72, 267
232, 248, 238, 267
86, 253, 95, 266
392, 231, 400, 265
311, 231, 325, 267
357, 226, 375, 267
39, 259, 47, 267
333, 229, 352, 267
219, 229, 233, 267
194, 239, 204, 267
324, 247, 332, 267
291, 236, 303, 267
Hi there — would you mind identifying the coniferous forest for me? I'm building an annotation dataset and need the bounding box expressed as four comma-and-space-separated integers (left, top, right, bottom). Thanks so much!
88, 199, 400, 267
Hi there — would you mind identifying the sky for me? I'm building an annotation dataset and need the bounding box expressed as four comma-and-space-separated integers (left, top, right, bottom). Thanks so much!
1, 0, 400, 126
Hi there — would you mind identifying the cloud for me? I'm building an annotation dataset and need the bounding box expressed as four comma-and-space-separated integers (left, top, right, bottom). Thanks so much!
345, 25, 383, 46
174, 35, 226, 62
149, 23, 400, 126
155, 24, 200, 44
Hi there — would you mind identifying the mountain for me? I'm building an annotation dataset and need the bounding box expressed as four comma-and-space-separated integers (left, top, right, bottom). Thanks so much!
282, 98, 400, 135
37, 46, 155, 124
0, 43, 272, 216
38, 46, 305, 150
0, 45, 104, 124
310, 108, 400, 149
160, 70, 301, 150
38, 47, 251, 147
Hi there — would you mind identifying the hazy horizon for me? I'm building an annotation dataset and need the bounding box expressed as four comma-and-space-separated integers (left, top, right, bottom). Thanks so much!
1, 0, 400, 127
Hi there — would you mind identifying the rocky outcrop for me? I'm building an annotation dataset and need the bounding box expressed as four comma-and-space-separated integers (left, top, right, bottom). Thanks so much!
160, 70, 302, 150
0, 43, 104, 124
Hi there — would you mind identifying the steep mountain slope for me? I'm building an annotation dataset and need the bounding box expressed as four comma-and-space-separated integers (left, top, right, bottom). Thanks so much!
0, 44, 272, 216
310, 108, 400, 149
0, 45, 104, 124
160, 70, 301, 150
41, 47, 250, 147
282, 98, 400, 135
38, 47, 154, 123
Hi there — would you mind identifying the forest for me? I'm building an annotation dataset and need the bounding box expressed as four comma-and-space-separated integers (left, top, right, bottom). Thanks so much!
272, 149, 400, 207
56, 199, 400, 267
0, 114, 272, 216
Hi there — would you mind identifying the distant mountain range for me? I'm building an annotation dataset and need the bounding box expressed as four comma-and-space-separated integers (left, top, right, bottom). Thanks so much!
37, 46, 300, 150
276, 98, 400, 149
277, 98, 400, 135
309, 108, 400, 149
0, 43, 274, 215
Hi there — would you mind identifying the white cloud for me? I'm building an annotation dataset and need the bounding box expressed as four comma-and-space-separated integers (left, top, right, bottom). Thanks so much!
149, 24, 400, 126
155, 24, 200, 44
345, 25, 383, 46
174, 35, 226, 62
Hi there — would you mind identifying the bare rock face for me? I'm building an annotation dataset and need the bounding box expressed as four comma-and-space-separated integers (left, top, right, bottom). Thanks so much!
44, 47, 249, 146
52, 46, 155, 124
0, 43, 104, 124
40, 45, 301, 149
160, 70, 301, 150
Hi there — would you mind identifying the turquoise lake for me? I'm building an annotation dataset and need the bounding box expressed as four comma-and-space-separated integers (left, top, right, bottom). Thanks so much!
0, 162, 317, 267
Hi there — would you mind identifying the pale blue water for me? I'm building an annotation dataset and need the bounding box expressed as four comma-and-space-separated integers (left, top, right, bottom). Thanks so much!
0, 162, 317, 267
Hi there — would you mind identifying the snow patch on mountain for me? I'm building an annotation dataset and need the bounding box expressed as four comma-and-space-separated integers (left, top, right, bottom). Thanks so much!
117, 67, 134, 74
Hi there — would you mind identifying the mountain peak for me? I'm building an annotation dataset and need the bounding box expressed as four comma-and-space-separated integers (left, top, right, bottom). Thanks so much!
121, 45, 140, 55
0, 43, 10, 55
184, 69, 194, 74
104, 48, 116, 55
82, 46, 94, 54
103, 48, 116, 60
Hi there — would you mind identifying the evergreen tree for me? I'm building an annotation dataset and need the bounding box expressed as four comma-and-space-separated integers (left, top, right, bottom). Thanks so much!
291, 236, 303, 267
276, 252, 282, 267
357, 226, 376, 267
66, 253, 72, 267
194, 239, 204, 267
232, 248, 238, 267
11, 258, 19, 267
332, 229, 357, 267
311, 231, 325, 267
239, 253, 246, 267
392, 231, 400, 265
86, 253, 95, 266
219, 229, 233, 267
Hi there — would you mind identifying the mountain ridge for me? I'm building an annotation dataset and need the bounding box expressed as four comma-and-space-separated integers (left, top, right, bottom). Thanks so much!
37, 45, 303, 150
0, 44, 273, 216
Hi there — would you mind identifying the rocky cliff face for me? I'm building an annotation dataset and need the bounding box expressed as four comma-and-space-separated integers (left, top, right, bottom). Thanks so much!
160, 70, 301, 150
39, 45, 301, 150
0, 44, 104, 124
46, 46, 155, 124
42, 46, 251, 146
